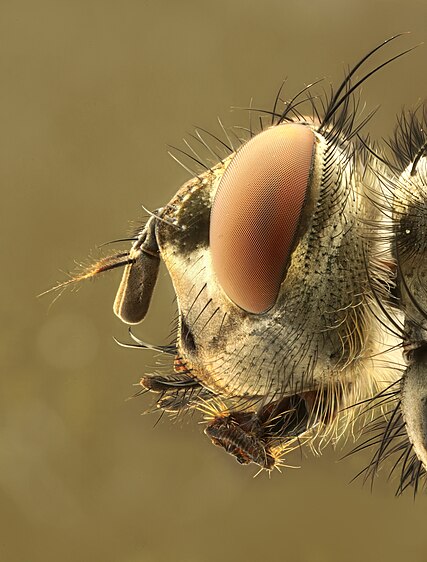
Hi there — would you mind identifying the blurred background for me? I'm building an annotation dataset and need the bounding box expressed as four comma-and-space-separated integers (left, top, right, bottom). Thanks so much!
1, 1, 427, 561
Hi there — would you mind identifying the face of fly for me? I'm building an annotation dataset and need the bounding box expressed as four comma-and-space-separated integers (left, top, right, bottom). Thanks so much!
153, 121, 370, 402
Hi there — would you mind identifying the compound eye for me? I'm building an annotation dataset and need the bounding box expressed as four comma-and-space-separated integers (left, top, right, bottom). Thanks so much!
210, 123, 315, 314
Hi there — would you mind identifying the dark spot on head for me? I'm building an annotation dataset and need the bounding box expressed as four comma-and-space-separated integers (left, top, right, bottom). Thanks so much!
411, 343, 427, 364
155, 180, 210, 255
181, 318, 196, 353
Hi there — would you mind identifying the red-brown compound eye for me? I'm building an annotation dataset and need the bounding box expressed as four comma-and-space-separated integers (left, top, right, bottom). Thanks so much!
210, 123, 315, 314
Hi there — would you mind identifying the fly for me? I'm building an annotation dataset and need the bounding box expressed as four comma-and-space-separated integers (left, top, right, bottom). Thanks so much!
51, 35, 427, 493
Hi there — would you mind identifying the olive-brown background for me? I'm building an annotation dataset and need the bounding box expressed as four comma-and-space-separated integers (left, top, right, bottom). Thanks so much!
2, 1, 427, 561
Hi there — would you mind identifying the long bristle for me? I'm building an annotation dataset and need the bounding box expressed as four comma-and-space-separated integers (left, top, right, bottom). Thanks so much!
39, 252, 134, 298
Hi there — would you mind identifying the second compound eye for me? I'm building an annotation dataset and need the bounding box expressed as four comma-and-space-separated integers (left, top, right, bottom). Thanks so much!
210, 123, 315, 314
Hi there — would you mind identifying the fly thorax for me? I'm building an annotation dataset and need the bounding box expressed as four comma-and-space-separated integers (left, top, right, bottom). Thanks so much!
394, 157, 427, 338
